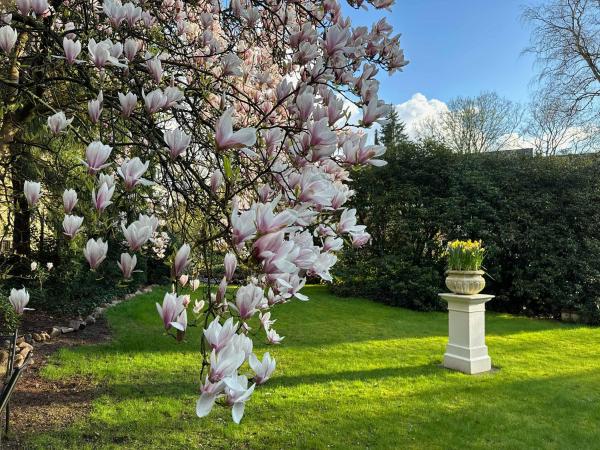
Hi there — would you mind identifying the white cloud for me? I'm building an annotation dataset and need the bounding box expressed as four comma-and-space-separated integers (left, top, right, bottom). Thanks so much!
393, 93, 448, 139
338, 92, 449, 144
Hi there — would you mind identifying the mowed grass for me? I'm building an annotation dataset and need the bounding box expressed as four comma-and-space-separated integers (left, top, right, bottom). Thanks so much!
26, 286, 600, 449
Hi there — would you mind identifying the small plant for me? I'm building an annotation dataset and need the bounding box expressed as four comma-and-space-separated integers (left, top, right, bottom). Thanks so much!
446, 240, 485, 271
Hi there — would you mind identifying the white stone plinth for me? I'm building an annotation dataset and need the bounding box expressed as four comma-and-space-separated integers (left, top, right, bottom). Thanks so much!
439, 293, 495, 374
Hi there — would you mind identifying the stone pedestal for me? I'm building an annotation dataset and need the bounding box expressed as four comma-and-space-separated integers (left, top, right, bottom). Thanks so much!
439, 293, 494, 375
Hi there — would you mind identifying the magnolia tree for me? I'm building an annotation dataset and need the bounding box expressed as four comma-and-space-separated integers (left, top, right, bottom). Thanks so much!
0, 0, 406, 423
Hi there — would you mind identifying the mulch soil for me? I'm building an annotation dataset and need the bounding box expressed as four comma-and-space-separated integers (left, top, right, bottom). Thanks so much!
2, 310, 111, 449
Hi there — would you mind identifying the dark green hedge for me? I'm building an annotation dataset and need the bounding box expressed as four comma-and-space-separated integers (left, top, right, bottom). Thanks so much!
332, 139, 600, 323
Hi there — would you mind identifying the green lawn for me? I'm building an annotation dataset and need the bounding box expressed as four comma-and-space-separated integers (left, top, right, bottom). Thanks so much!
27, 286, 600, 449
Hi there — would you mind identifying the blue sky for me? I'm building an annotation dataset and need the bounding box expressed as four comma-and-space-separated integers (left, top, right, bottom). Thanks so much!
344, 1, 536, 106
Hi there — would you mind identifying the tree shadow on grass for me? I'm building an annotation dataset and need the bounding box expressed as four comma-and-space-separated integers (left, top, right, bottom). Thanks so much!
95, 362, 443, 403
28, 369, 600, 450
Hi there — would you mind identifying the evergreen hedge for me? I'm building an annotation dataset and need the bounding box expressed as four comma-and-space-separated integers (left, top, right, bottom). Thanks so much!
332, 134, 600, 323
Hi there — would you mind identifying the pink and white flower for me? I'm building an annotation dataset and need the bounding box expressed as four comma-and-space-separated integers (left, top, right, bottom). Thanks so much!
122, 221, 151, 251
0, 26, 17, 54
223, 375, 255, 424
62, 214, 83, 238
63, 37, 81, 64
215, 108, 257, 150
23, 181, 41, 207
164, 129, 191, 159
249, 352, 276, 385
83, 238, 108, 269
9, 288, 30, 315
118, 92, 137, 117
63, 189, 78, 214
173, 243, 190, 277
117, 157, 152, 190
266, 328, 284, 345
229, 283, 264, 320
156, 292, 186, 330
92, 183, 115, 213
117, 253, 137, 279
47, 111, 73, 134
204, 317, 237, 351
83, 141, 112, 174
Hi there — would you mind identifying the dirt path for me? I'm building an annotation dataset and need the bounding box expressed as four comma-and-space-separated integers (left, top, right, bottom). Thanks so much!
4, 313, 111, 448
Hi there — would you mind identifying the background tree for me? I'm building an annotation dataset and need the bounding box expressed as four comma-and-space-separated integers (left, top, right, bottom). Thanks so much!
416, 91, 523, 153
524, 89, 599, 155
524, 0, 600, 119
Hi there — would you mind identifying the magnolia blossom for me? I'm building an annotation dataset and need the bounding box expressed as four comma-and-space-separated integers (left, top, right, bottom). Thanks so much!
118, 92, 137, 117
224, 375, 256, 424
63, 189, 78, 213
63, 37, 81, 64
23, 181, 41, 207
98, 173, 115, 188
190, 279, 201, 291
266, 328, 284, 345
249, 352, 276, 385
145, 55, 162, 83
83, 141, 112, 174
62, 214, 83, 238
118, 253, 137, 279
229, 284, 264, 320
361, 96, 389, 127
215, 108, 257, 150
337, 208, 367, 235
224, 252, 237, 282
143, 88, 168, 113
0, 25, 17, 54
123, 38, 139, 61
196, 377, 225, 419
46, 262, 53, 270
117, 157, 152, 190
231, 204, 257, 247
47, 111, 73, 134
179, 274, 189, 286
204, 317, 237, 352
30, 261, 37, 271
88, 38, 124, 68
83, 238, 108, 269
164, 129, 191, 159
16, 0, 29, 16
156, 292, 186, 330
137, 214, 159, 234
343, 134, 387, 167
193, 299, 205, 314
122, 221, 151, 251
258, 311, 275, 331
173, 244, 190, 277
9, 288, 29, 315
92, 183, 115, 213
351, 232, 372, 248
208, 343, 245, 383
88, 91, 103, 124
30, 0, 49, 15
171, 308, 187, 335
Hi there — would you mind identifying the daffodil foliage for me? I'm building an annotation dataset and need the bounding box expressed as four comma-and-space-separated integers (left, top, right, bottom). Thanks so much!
0, 0, 406, 423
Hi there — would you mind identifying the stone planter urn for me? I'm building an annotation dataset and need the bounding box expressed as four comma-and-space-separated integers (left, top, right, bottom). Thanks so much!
445, 270, 485, 295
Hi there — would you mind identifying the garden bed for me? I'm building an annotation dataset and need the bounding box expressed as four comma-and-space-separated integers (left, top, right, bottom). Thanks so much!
6, 315, 110, 448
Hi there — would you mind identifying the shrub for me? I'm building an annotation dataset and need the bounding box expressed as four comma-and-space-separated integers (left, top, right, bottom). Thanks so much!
0, 297, 19, 334
332, 126, 600, 322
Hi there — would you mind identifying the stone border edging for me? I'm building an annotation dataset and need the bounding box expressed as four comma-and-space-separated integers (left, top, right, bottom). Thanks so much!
12, 284, 158, 369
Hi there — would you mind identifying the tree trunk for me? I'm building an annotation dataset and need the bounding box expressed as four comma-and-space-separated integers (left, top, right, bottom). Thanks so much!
10, 143, 31, 258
